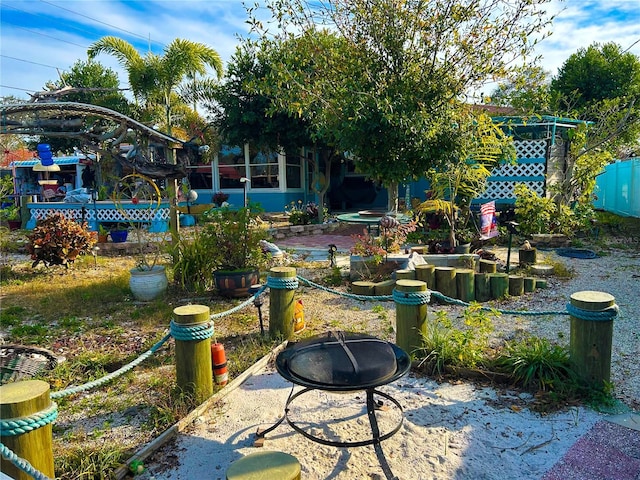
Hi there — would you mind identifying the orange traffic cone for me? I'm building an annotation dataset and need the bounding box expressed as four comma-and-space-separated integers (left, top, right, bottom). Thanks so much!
211, 342, 228, 385
293, 299, 305, 333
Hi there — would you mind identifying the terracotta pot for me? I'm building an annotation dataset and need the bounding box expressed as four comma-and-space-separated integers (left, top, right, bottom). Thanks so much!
7, 220, 21, 231
97, 234, 109, 243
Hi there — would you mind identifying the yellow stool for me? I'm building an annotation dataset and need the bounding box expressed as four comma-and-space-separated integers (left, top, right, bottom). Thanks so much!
226, 451, 301, 480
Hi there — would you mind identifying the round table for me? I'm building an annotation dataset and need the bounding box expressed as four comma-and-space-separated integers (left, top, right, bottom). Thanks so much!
336, 212, 411, 234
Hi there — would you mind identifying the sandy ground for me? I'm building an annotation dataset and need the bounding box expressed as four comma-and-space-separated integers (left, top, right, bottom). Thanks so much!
138, 361, 611, 480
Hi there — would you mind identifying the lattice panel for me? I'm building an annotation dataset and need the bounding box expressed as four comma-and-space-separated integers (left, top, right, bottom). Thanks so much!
482, 181, 544, 199
515, 140, 546, 158
492, 162, 545, 177
29, 206, 170, 223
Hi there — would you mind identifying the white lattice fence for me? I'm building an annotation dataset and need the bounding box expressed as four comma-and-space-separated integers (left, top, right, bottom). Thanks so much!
28, 204, 170, 223
515, 139, 546, 158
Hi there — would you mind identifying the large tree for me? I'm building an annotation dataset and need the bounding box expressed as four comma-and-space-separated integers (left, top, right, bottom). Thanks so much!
244, 0, 553, 208
88, 37, 223, 136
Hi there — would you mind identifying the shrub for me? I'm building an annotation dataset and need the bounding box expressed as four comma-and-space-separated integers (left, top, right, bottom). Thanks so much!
26, 213, 96, 268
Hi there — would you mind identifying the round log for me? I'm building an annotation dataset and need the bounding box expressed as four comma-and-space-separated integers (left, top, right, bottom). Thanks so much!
536, 279, 548, 289
415, 264, 435, 289
0, 380, 55, 479
479, 259, 497, 273
269, 267, 297, 339
518, 248, 537, 266
489, 273, 509, 299
474, 273, 491, 302
456, 268, 475, 302
410, 246, 426, 254
173, 305, 213, 403
394, 280, 428, 355
524, 277, 536, 292
508, 275, 525, 296
351, 281, 375, 296
435, 267, 457, 299
395, 269, 416, 280
374, 279, 396, 296
569, 291, 616, 388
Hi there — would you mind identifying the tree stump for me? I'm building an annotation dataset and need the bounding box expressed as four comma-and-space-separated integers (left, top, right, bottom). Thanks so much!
475, 273, 491, 302
536, 279, 548, 289
456, 269, 475, 302
489, 273, 509, 299
508, 275, 524, 296
351, 281, 376, 296
479, 259, 497, 273
435, 267, 457, 299
415, 264, 435, 289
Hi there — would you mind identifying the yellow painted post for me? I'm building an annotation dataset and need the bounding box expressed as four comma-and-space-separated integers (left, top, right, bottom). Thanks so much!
569, 291, 616, 388
173, 305, 213, 404
268, 267, 297, 339
0, 380, 55, 479
394, 279, 429, 356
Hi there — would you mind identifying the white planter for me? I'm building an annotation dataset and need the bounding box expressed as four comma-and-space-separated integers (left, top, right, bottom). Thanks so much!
129, 265, 168, 301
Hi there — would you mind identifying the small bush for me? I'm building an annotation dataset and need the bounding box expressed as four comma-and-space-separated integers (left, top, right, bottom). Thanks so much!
26, 213, 96, 268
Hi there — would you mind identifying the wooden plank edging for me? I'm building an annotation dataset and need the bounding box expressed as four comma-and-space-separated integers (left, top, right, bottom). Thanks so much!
114, 340, 289, 479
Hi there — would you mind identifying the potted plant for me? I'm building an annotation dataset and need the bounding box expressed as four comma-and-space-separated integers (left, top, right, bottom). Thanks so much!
109, 223, 129, 243
212, 191, 230, 207
201, 204, 270, 297
0, 205, 21, 230
127, 223, 169, 301
97, 224, 109, 243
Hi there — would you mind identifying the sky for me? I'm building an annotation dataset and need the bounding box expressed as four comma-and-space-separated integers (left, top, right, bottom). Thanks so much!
1, 0, 639, 103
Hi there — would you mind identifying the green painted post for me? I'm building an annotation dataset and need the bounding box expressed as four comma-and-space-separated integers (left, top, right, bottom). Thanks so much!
394, 279, 428, 356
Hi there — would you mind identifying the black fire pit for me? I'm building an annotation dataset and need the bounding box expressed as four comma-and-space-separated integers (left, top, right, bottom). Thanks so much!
256, 331, 410, 480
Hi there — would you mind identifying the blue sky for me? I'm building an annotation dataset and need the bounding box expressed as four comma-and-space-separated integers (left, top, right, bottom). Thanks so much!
1, 0, 639, 102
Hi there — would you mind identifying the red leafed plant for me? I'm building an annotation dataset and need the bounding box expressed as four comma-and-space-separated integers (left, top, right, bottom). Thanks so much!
27, 213, 96, 268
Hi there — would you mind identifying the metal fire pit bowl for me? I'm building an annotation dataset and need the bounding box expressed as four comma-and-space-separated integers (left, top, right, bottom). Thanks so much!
275, 331, 411, 391
257, 331, 410, 480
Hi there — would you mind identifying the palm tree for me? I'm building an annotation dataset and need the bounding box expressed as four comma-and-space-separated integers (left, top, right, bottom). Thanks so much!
88, 36, 223, 135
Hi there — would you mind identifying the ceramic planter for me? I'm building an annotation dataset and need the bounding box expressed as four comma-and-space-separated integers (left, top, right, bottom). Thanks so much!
129, 265, 168, 301
110, 230, 128, 243
213, 268, 259, 298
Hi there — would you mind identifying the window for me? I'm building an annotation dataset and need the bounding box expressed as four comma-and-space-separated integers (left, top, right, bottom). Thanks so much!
249, 146, 279, 189
187, 165, 213, 189
218, 145, 244, 189
285, 149, 302, 189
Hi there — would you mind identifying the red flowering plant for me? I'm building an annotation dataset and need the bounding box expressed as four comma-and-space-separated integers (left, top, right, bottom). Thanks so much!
350, 229, 386, 258
26, 213, 96, 268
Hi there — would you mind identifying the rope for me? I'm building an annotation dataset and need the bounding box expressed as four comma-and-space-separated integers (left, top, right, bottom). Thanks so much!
392, 289, 431, 305
429, 291, 569, 316
566, 303, 619, 321
210, 285, 267, 319
0, 403, 58, 436
297, 275, 393, 302
267, 276, 299, 290
51, 333, 171, 399
169, 320, 214, 341
0, 443, 52, 480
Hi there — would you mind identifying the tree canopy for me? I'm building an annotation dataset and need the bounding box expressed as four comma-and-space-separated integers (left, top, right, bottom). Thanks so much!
244, 0, 553, 186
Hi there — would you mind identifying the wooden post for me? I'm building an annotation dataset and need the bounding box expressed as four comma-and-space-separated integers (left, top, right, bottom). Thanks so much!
395, 269, 415, 280
0, 380, 55, 479
508, 276, 525, 296
374, 279, 396, 296
479, 259, 497, 273
173, 305, 213, 404
456, 269, 475, 302
524, 277, 536, 293
351, 281, 375, 296
435, 267, 457, 299
474, 273, 491, 302
415, 264, 435, 289
394, 280, 428, 356
569, 291, 616, 387
489, 273, 509, 299
518, 248, 537, 266
268, 266, 297, 339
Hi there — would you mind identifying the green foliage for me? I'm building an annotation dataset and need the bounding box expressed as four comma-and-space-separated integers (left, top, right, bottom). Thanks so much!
246, 0, 553, 186
514, 184, 556, 235
417, 304, 496, 375
171, 229, 217, 293
200, 205, 270, 271
0, 175, 14, 202
55, 444, 128, 480
492, 336, 576, 392
26, 213, 97, 268
285, 200, 321, 225
489, 65, 552, 113
0, 205, 19, 221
